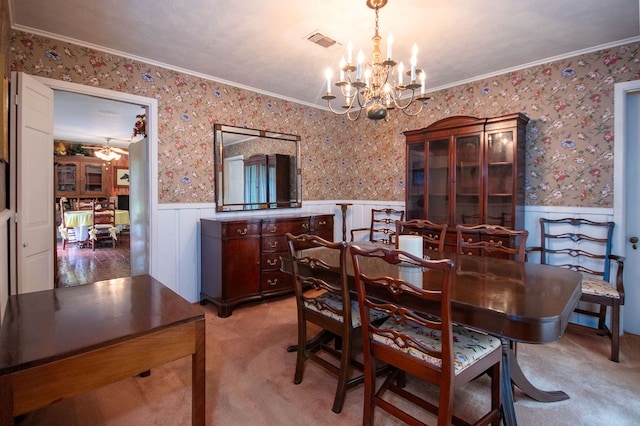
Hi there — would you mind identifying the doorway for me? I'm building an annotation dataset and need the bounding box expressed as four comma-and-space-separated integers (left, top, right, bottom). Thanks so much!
10, 74, 157, 293
52, 90, 140, 286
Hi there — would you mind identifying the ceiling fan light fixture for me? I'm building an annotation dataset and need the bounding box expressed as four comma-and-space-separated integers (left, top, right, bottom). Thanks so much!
95, 148, 121, 161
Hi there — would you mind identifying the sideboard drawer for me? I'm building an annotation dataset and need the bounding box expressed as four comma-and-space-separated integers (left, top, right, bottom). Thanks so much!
311, 215, 333, 231
261, 270, 292, 294
262, 218, 310, 235
221, 221, 261, 238
262, 235, 287, 252
262, 252, 283, 271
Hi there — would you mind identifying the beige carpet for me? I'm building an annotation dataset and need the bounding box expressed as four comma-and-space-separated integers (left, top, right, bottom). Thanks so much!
18, 296, 640, 425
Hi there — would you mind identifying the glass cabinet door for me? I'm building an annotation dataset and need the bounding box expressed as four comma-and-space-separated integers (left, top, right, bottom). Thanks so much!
426, 139, 450, 224
455, 134, 481, 225
55, 162, 77, 195
406, 144, 425, 219
486, 130, 514, 227
82, 163, 104, 193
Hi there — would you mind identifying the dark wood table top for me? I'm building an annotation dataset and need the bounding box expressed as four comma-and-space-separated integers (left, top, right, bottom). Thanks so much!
0, 275, 205, 375
291, 244, 583, 344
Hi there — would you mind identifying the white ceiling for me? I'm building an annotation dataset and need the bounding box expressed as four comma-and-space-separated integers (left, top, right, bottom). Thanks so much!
53, 91, 145, 147
9, 0, 640, 141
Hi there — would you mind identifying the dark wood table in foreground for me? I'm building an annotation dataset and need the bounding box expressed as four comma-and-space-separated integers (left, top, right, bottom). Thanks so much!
0, 275, 205, 426
285, 245, 582, 426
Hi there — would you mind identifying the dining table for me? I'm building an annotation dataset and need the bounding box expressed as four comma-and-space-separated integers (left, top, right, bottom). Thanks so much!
284, 243, 583, 426
64, 209, 130, 242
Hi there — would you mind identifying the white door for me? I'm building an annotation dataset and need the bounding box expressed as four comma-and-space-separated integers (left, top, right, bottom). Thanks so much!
11, 72, 55, 293
614, 80, 640, 334
224, 155, 245, 206
128, 136, 149, 276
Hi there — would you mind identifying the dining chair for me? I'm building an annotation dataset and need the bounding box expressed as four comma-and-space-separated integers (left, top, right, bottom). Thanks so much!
74, 198, 95, 210
286, 233, 385, 413
350, 208, 405, 245
89, 202, 117, 251
350, 245, 502, 426
456, 224, 528, 261
58, 199, 77, 250
528, 218, 625, 362
396, 219, 448, 252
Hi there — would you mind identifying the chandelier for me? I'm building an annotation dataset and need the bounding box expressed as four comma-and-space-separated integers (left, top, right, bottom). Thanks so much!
322, 0, 430, 121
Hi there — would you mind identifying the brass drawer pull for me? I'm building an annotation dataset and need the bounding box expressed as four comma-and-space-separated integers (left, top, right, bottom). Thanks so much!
268, 226, 278, 233
267, 279, 278, 286
319, 220, 327, 226
267, 259, 278, 266
302, 223, 309, 230
269, 241, 279, 248
237, 228, 248, 236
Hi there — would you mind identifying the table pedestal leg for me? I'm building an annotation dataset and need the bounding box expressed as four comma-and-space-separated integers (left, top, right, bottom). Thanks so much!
500, 338, 518, 426
508, 345, 569, 402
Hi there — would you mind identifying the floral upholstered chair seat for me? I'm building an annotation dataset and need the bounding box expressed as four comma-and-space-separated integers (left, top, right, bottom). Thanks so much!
581, 278, 621, 299
373, 317, 502, 373
304, 292, 387, 327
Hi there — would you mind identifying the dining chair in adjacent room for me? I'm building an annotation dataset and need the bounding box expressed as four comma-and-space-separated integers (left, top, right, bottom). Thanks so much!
74, 198, 95, 210
89, 202, 117, 251
456, 224, 529, 261
396, 219, 448, 252
58, 198, 77, 250
350, 245, 502, 426
350, 208, 405, 245
528, 218, 625, 362
286, 233, 385, 413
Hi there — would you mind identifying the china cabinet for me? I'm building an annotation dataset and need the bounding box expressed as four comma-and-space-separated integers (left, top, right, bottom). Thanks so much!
244, 153, 291, 208
54, 156, 110, 198
200, 213, 334, 317
404, 113, 529, 250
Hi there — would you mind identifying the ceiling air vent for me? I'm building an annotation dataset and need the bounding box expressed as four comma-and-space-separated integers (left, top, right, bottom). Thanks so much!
307, 32, 337, 48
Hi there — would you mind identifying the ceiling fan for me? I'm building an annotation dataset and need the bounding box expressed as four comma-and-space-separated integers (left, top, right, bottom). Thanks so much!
85, 138, 129, 161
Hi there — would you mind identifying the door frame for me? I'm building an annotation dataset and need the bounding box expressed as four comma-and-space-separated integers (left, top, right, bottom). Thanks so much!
32, 77, 158, 283
614, 79, 640, 333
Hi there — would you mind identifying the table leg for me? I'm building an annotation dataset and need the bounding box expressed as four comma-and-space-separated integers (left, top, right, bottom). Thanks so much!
0, 375, 12, 426
508, 345, 569, 402
192, 318, 206, 426
500, 338, 518, 426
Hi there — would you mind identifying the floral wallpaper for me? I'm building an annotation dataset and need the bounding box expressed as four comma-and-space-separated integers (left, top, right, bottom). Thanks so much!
9, 30, 640, 207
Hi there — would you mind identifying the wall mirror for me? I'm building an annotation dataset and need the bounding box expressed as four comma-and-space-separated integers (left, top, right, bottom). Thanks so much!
214, 124, 301, 211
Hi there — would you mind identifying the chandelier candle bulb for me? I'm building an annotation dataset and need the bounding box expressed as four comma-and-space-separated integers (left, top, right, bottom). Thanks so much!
411, 43, 418, 82
325, 69, 332, 93
356, 50, 364, 80
387, 34, 393, 59
420, 72, 426, 95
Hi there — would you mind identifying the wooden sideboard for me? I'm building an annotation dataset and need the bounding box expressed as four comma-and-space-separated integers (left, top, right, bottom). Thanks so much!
200, 213, 334, 317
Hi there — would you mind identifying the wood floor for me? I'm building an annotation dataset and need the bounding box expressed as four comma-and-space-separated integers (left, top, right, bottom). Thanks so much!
56, 234, 131, 287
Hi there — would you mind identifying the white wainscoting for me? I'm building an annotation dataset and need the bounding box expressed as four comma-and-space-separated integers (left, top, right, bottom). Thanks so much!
154, 201, 621, 331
